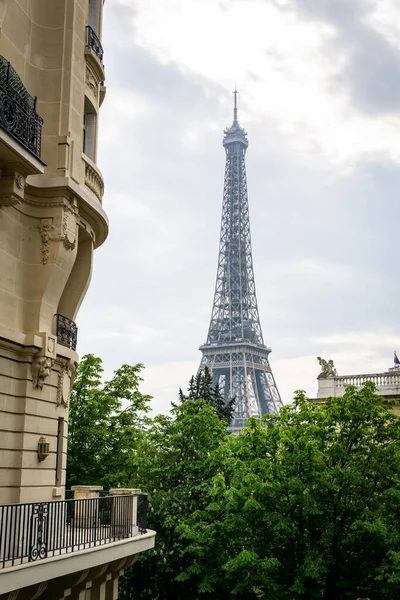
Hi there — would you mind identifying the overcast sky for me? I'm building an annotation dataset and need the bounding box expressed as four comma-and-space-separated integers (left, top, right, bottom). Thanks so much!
78, 0, 400, 413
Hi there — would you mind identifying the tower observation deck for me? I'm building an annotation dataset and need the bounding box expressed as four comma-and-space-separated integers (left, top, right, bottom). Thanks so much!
199, 93, 283, 433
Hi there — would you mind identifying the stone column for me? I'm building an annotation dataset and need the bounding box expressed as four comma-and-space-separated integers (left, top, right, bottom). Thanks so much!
105, 572, 121, 600
90, 574, 109, 600
317, 377, 336, 398
109, 489, 141, 539
71, 485, 103, 500
71, 486, 103, 531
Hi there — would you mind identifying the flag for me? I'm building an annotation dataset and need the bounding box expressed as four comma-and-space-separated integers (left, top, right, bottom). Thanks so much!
395, 351, 400, 366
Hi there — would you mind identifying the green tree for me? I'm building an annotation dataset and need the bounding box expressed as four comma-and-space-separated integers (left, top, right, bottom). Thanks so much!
176, 366, 235, 424
68, 357, 400, 600
174, 383, 400, 599
120, 399, 230, 599
67, 354, 151, 489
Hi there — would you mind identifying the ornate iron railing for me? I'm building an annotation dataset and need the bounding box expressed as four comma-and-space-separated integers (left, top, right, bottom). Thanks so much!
0, 56, 43, 159
0, 494, 148, 569
55, 314, 78, 351
86, 26, 104, 64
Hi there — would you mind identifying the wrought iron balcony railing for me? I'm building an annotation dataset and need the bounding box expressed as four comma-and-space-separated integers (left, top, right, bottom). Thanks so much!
0, 494, 148, 569
86, 26, 104, 65
55, 314, 78, 351
0, 56, 43, 159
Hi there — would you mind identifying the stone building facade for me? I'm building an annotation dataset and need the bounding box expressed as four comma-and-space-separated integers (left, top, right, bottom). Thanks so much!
312, 359, 400, 415
0, 3, 155, 599
0, 0, 108, 504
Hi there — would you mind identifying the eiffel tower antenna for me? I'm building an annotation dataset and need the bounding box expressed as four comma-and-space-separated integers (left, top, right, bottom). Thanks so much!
233, 86, 238, 123
199, 95, 283, 433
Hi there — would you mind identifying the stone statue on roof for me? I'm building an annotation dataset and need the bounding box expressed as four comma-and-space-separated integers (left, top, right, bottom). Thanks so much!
317, 356, 337, 379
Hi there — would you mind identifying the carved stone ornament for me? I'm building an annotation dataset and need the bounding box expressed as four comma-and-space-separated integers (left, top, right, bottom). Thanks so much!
317, 356, 337, 379
38, 201, 79, 264
16, 173, 25, 189
0, 194, 19, 207
39, 218, 52, 264
32, 356, 54, 389
62, 202, 79, 250
57, 364, 72, 407
85, 63, 99, 100
0, 172, 25, 207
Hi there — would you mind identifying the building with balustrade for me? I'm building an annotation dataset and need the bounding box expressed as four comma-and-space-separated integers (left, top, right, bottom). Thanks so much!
313, 363, 400, 414
0, 1, 155, 598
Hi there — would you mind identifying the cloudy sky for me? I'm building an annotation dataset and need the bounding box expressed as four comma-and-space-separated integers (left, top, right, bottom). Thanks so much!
78, 0, 400, 413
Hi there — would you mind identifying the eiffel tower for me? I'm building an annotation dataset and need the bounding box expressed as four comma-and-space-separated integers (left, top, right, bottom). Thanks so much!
199, 93, 283, 433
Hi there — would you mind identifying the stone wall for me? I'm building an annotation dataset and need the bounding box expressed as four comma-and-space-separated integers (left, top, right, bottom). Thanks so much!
0, 0, 108, 503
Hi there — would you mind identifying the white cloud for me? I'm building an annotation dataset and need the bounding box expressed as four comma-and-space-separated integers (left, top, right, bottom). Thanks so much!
140, 360, 199, 414
366, 0, 400, 47
115, 0, 400, 166
99, 90, 150, 145
311, 330, 399, 348
76, 0, 400, 417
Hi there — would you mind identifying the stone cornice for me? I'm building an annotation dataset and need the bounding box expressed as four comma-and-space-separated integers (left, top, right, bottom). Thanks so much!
25, 176, 108, 248
0, 325, 79, 364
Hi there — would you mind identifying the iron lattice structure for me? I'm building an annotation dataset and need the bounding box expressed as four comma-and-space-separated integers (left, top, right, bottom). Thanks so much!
200, 94, 282, 433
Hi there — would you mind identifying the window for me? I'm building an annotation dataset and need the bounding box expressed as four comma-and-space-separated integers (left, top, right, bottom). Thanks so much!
83, 97, 96, 161
88, 0, 101, 36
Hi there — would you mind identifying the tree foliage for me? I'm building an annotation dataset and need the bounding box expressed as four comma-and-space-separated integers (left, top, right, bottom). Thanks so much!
171, 383, 400, 600
120, 399, 230, 599
67, 354, 151, 489
67, 358, 400, 600
175, 366, 235, 424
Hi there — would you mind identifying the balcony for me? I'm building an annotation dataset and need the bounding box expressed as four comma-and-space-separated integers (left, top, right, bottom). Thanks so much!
0, 56, 43, 160
55, 314, 78, 351
86, 26, 104, 65
0, 492, 148, 570
0, 488, 155, 600
83, 153, 104, 203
